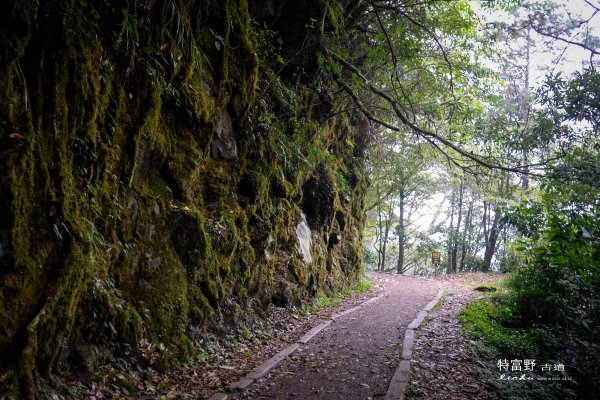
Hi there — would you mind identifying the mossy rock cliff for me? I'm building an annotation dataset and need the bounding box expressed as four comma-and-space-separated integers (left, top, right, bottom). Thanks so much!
0, 0, 368, 397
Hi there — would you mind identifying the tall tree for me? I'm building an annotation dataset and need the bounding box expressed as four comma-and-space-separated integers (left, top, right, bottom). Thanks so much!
459, 195, 474, 271
449, 177, 464, 273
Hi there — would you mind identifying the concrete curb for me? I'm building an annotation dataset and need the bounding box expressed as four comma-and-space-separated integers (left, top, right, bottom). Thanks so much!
385, 284, 445, 400
206, 293, 386, 399
207, 393, 228, 400
298, 321, 331, 344
331, 305, 362, 320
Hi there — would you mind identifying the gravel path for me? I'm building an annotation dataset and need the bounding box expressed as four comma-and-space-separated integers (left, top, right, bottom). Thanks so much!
58, 272, 502, 399
406, 273, 504, 400
231, 273, 439, 400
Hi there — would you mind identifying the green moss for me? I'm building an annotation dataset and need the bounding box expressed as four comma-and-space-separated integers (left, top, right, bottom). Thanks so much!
0, 1, 38, 65
300, 276, 372, 314
458, 292, 580, 399
459, 294, 543, 356
0, 0, 369, 397
9, 144, 36, 268
77, 278, 143, 351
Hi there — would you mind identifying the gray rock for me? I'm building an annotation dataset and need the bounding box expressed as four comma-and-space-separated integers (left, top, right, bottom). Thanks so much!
132, 137, 151, 185
211, 109, 238, 159
295, 213, 312, 264
265, 234, 274, 260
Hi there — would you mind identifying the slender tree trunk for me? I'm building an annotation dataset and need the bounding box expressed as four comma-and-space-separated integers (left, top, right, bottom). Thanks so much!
483, 207, 501, 272
472, 220, 483, 257
381, 219, 388, 271
459, 198, 473, 272
450, 180, 464, 274
482, 200, 489, 271
500, 224, 509, 270
381, 199, 394, 271
397, 191, 405, 274
376, 185, 384, 271
446, 187, 456, 274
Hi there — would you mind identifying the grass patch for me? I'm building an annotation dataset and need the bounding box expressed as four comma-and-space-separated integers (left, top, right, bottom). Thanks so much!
461, 274, 510, 292
404, 378, 418, 399
460, 295, 540, 354
473, 285, 497, 292
299, 276, 372, 315
459, 291, 579, 400
430, 291, 445, 312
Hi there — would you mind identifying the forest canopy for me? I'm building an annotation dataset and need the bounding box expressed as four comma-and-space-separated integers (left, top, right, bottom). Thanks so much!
353, 1, 599, 397
0, 0, 598, 398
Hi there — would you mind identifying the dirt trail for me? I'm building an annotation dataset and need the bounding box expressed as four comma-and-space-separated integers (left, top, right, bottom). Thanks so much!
231, 273, 439, 400
406, 273, 503, 400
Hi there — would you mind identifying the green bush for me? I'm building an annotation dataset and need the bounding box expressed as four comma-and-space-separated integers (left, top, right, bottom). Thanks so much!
460, 294, 579, 400
507, 199, 600, 338
485, 197, 600, 399
299, 276, 372, 315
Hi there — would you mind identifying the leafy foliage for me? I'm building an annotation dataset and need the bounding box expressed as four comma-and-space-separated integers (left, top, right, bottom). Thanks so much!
460, 293, 579, 400
497, 68, 600, 398
299, 277, 372, 315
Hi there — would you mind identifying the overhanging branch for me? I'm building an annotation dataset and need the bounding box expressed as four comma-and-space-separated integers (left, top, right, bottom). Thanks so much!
322, 46, 544, 176
528, 14, 600, 57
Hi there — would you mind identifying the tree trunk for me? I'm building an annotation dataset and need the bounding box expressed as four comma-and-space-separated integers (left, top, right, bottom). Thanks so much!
376, 184, 395, 272
450, 180, 464, 274
397, 191, 405, 274
380, 200, 394, 271
446, 186, 456, 274
459, 198, 473, 271
376, 185, 384, 271
483, 207, 501, 272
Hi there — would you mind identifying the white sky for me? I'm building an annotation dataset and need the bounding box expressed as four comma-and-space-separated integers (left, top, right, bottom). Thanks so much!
368, 1, 599, 264
408, 1, 600, 243
474, 0, 600, 86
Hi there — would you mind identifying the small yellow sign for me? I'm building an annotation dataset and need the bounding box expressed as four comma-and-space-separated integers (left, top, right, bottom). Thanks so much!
432, 251, 441, 265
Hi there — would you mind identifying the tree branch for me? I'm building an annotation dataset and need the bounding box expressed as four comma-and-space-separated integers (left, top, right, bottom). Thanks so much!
528, 15, 600, 57
395, 8, 455, 93
322, 46, 542, 176
370, 0, 398, 70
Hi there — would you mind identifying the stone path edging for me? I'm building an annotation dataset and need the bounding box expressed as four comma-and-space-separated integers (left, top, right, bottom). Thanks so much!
384, 284, 445, 400
206, 294, 386, 400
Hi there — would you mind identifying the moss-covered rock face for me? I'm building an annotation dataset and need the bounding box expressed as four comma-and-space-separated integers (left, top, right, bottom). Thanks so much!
0, 0, 367, 396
